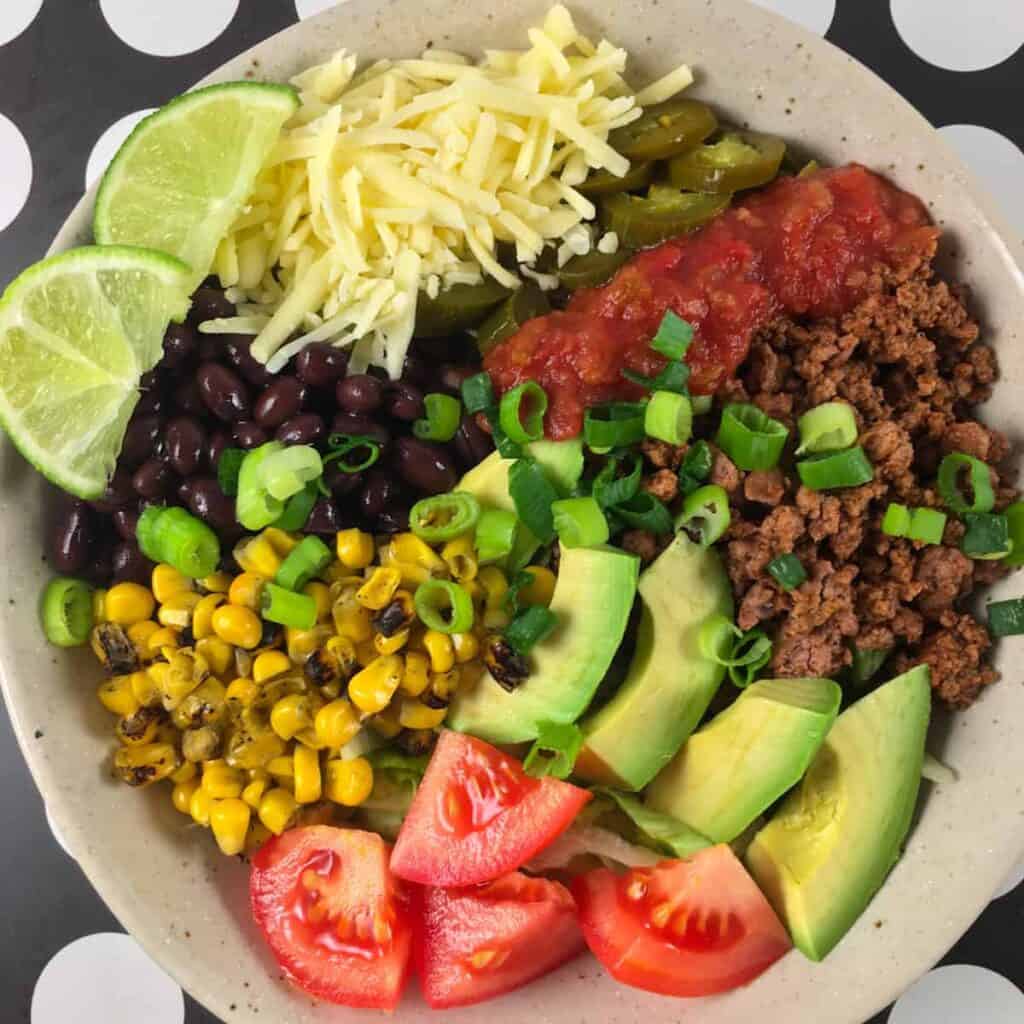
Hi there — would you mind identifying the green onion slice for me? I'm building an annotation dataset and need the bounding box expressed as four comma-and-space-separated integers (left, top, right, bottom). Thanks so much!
551, 496, 610, 548
961, 512, 1011, 560
275, 535, 332, 591
796, 402, 858, 455
410, 491, 481, 544
523, 720, 583, 780
797, 446, 874, 491
989, 598, 1024, 637
677, 484, 731, 546
937, 452, 995, 516
650, 310, 694, 361
849, 646, 890, 685
259, 444, 323, 502
767, 553, 806, 591
616, 491, 673, 535
697, 613, 772, 688
323, 434, 382, 474
505, 605, 558, 656
583, 402, 647, 450
882, 503, 912, 537
273, 481, 318, 532
622, 359, 691, 395
678, 439, 713, 496
261, 582, 318, 630
498, 381, 548, 445
236, 443, 286, 530
475, 507, 519, 563
1003, 502, 1024, 567
509, 458, 558, 543
413, 579, 474, 634
716, 403, 789, 471
138, 506, 220, 579
491, 421, 524, 459
136, 504, 165, 562
40, 577, 94, 647
645, 391, 693, 445
414, 392, 462, 443
460, 372, 495, 415
907, 507, 947, 546
592, 452, 642, 510
217, 448, 246, 497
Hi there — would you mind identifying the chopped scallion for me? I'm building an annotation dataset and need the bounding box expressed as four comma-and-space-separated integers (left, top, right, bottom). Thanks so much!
961, 511, 1011, 560
259, 444, 323, 501
504, 605, 558, 656
273, 481, 318, 531
650, 310, 695, 361
615, 490, 673, 535
989, 598, 1024, 637
460, 372, 495, 415
410, 492, 481, 544
677, 484, 731, 547
797, 446, 873, 491
716, 403, 789, 470
849, 646, 890, 685
40, 577, 93, 647
509, 458, 558, 543
216, 448, 246, 497
882, 503, 912, 537
907, 507, 947, 546
551, 496, 610, 548
591, 452, 642, 510
136, 505, 220, 579
413, 392, 462, 442
498, 381, 548, 445
767, 553, 806, 591
275, 535, 332, 591
475, 507, 519, 563
937, 451, 995, 516
323, 434, 381, 473
1003, 501, 1024, 567
523, 721, 583, 780
413, 579, 474, 634
644, 391, 693, 445
261, 582, 317, 630
583, 402, 647, 450
622, 359, 691, 394
796, 402, 858, 455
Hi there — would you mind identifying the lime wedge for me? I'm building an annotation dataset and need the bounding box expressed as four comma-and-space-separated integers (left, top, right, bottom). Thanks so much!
93, 82, 298, 291
0, 246, 191, 499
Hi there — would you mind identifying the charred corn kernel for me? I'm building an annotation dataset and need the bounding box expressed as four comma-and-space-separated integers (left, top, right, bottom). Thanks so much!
325, 636, 358, 677
451, 632, 480, 663
228, 572, 266, 611
336, 528, 375, 570
127, 620, 161, 661
286, 624, 334, 663
303, 581, 332, 623
270, 694, 315, 741
324, 757, 374, 806
116, 706, 160, 746
245, 818, 273, 855
401, 651, 431, 697
258, 787, 298, 835
113, 742, 178, 787
146, 626, 179, 656
129, 669, 161, 708
172, 778, 199, 815
368, 704, 403, 737
158, 591, 202, 629
189, 786, 213, 825
253, 650, 291, 683
423, 630, 455, 674
98, 675, 139, 716
263, 527, 299, 556
171, 760, 197, 784
293, 745, 322, 804
195, 637, 234, 678
398, 698, 448, 730
199, 571, 232, 594
332, 601, 374, 644
225, 676, 258, 706
348, 654, 404, 714
151, 564, 192, 605
373, 628, 409, 655
92, 588, 108, 624
225, 724, 286, 771
233, 534, 282, 577
212, 605, 262, 649
441, 535, 478, 582
242, 776, 269, 809
391, 533, 447, 574
356, 567, 401, 611
430, 667, 460, 703
160, 649, 210, 709
191, 593, 226, 640
211, 797, 251, 855
105, 582, 156, 626
519, 566, 557, 607
202, 760, 244, 799
314, 699, 361, 749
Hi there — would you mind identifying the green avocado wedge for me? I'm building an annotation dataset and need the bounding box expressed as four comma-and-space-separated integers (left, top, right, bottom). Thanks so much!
745, 665, 931, 961
646, 676, 842, 842
573, 533, 732, 790
446, 544, 639, 744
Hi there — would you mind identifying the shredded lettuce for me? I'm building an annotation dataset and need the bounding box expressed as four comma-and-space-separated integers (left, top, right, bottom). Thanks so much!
525, 824, 664, 872
354, 748, 430, 839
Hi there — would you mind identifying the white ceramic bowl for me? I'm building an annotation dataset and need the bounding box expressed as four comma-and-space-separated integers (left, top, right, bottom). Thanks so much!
3, 1, 1024, 1021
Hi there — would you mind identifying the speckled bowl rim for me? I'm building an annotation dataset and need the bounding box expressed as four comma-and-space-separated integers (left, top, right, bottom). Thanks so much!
3, 1, 1024, 1022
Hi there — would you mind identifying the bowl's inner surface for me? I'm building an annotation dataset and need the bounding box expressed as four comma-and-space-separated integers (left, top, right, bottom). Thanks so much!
3, 1, 1024, 1022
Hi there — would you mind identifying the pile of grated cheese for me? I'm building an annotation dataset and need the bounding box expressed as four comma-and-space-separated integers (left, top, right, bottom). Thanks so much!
201, 5, 693, 376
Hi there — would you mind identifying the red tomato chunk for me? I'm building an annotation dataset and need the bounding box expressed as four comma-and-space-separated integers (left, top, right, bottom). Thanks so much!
484, 164, 937, 438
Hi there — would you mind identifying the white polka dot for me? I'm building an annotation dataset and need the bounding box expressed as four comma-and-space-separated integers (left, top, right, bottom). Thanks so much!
0, 0, 43, 46
44, 805, 73, 859
0, 113, 32, 232
32, 934, 185, 1024
85, 109, 158, 189
748, 0, 836, 35
891, 0, 1024, 71
295, 0, 340, 20
937, 124, 1024, 238
993, 856, 1024, 900
889, 965, 1024, 1024
100, 0, 239, 57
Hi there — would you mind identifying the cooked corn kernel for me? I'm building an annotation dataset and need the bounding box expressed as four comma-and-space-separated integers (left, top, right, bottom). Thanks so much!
451, 631, 480, 663
172, 778, 199, 814
348, 654, 404, 714
355, 639, 379, 667
129, 669, 161, 708
441, 534, 478, 582
224, 721, 286, 770
293, 744, 322, 804
170, 760, 197, 784
379, 551, 432, 588
211, 797, 251, 855
332, 601, 374, 644
429, 667, 459, 703
233, 534, 283, 577
242, 776, 269, 810
190, 785, 214, 826
151, 564, 193, 605
98, 675, 140, 717
146, 626, 179, 656
398, 698, 448, 730
270, 694, 316, 741
115, 706, 160, 746
303, 581, 332, 622
400, 651, 431, 697
423, 630, 455, 674
336, 528, 375, 570
160, 649, 210, 709
191, 593, 226, 640
286, 624, 334, 663
368, 704, 403, 737
314, 699, 361, 749
391, 533, 447, 574
127, 620, 161, 661
263, 527, 299, 556
324, 757, 374, 806
225, 676, 259, 706
356, 567, 402, 611
267, 753, 296, 782
258, 787, 299, 835
253, 650, 291, 683
325, 636, 358, 677
201, 759, 244, 799
479, 566, 511, 630
105, 582, 156, 626
519, 566, 557, 607
92, 588, 108, 624
374, 628, 409, 655
195, 636, 234, 677
228, 572, 266, 610
113, 742, 178, 787
212, 605, 262, 649
199, 571, 232, 594
157, 591, 202, 629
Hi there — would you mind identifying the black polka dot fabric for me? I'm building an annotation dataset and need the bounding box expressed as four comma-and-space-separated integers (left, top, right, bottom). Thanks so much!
0, 2, 1021, 1022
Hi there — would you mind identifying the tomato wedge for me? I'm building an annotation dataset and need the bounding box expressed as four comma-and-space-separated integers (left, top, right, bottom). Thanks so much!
415, 872, 585, 1008
390, 730, 591, 886
250, 826, 412, 1010
573, 844, 791, 997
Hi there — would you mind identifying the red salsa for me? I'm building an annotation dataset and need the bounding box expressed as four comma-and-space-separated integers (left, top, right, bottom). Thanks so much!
484, 164, 938, 439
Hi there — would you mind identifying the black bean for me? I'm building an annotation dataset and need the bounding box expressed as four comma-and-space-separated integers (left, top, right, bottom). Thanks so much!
254, 376, 306, 428
190, 286, 235, 322
385, 382, 425, 422
135, 388, 165, 417
295, 343, 348, 388
173, 377, 205, 416
90, 468, 136, 512
324, 465, 364, 497
438, 364, 476, 395
112, 506, 140, 542
336, 374, 384, 414
82, 548, 114, 587
176, 479, 195, 505
206, 431, 232, 475
376, 505, 410, 534
164, 417, 206, 476
233, 420, 269, 449
275, 413, 325, 445
198, 336, 223, 363
306, 498, 343, 535
393, 437, 457, 495
162, 323, 197, 368
111, 541, 153, 585
453, 413, 494, 469
50, 500, 96, 574
401, 351, 432, 388
329, 413, 390, 450
139, 370, 159, 391
196, 362, 250, 422
188, 477, 236, 530
120, 414, 163, 468
224, 336, 276, 388
359, 470, 401, 521
132, 458, 175, 499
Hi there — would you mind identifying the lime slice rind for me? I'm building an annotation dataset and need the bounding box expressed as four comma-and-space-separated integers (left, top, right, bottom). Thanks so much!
93, 82, 299, 291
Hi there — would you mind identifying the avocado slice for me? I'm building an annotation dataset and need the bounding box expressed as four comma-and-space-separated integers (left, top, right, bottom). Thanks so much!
745, 665, 931, 961
645, 676, 842, 842
446, 544, 639, 743
458, 439, 584, 509
573, 533, 732, 790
